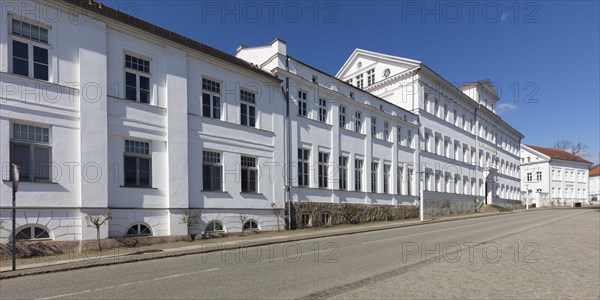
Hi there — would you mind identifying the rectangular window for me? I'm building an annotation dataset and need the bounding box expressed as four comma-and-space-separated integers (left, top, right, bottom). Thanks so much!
407, 169, 413, 195
125, 54, 150, 103
10, 123, 51, 181
383, 122, 390, 141
10, 19, 49, 81
526, 172, 532, 182
356, 74, 364, 89
367, 69, 375, 86
203, 151, 222, 191
339, 106, 347, 129
339, 156, 348, 190
444, 104, 448, 121
298, 90, 307, 117
241, 156, 257, 193
240, 90, 256, 127
354, 159, 363, 191
202, 78, 221, 119
298, 148, 310, 187
371, 117, 377, 138
355, 111, 362, 133
397, 126, 403, 145
383, 164, 391, 194
397, 166, 403, 195
318, 98, 327, 123
124, 140, 151, 187
301, 213, 311, 227
371, 162, 378, 193
536, 171, 542, 181
321, 213, 330, 226
318, 152, 329, 188
407, 130, 412, 148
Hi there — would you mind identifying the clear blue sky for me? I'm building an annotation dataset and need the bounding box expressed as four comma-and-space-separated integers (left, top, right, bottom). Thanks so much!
100, 0, 600, 164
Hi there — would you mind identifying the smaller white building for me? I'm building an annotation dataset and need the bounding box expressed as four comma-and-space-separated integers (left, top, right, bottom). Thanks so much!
589, 166, 600, 202
520, 145, 592, 207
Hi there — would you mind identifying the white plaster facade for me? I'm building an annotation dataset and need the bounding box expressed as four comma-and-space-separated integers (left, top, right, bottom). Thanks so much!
335, 49, 524, 206
520, 145, 592, 207
589, 166, 600, 202
237, 41, 420, 211
0, 0, 286, 243
0, 0, 527, 243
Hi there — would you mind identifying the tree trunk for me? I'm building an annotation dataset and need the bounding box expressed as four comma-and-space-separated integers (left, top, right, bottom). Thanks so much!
96, 229, 102, 251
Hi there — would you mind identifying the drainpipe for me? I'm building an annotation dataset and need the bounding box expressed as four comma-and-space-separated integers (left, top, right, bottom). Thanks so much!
285, 56, 292, 230
474, 104, 481, 205
416, 117, 423, 221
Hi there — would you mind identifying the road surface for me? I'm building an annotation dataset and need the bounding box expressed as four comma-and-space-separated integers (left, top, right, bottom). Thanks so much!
1, 207, 598, 299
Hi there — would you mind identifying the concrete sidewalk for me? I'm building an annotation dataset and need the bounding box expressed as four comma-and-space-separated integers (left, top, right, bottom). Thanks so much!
0, 208, 541, 279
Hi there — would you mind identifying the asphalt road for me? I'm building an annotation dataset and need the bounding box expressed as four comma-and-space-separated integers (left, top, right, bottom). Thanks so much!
1, 207, 598, 299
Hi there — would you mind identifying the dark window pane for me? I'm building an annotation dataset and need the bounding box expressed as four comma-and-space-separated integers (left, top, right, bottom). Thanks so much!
124, 157, 137, 186
33, 46, 48, 65
127, 226, 138, 235
125, 72, 136, 87
241, 104, 247, 125
139, 158, 150, 186
34, 146, 50, 180
16, 229, 31, 240
202, 93, 211, 117
249, 106, 256, 127
249, 170, 257, 192
12, 20, 22, 35
40, 29, 48, 43
203, 165, 212, 190
212, 97, 220, 119
34, 227, 49, 239
34, 63, 48, 81
212, 166, 222, 190
139, 90, 149, 103
13, 40, 28, 59
13, 57, 28, 77
126, 86, 136, 101
140, 76, 149, 90
12, 143, 31, 180
241, 170, 248, 192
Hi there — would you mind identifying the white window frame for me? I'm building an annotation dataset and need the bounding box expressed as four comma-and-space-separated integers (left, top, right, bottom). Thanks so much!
9, 18, 51, 81
124, 53, 152, 104
318, 98, 328, 123
240, 89, 257, 127
298, 90, 308, 117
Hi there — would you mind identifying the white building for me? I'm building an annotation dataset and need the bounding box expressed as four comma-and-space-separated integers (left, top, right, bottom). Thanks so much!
237, 40, 420, 215
335, 49, 524, 206
0, 0, 526, 243
589, 166, 600, 202
520, 145, 592, 206
0, 0, 286, 243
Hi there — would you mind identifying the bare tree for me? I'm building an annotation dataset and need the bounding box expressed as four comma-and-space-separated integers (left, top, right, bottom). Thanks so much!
271, 203, 282, 231
179, 209, 201, 242
85, 213, 112, 251
239, 214, 248, 230
553, 140, 589, 158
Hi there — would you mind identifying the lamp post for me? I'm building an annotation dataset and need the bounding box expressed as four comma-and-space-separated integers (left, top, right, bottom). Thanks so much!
525, 184, 529, 210
10, 164, 20, 271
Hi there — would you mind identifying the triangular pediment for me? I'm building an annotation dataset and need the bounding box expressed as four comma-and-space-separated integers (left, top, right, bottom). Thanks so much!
336, 49, 421, 83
